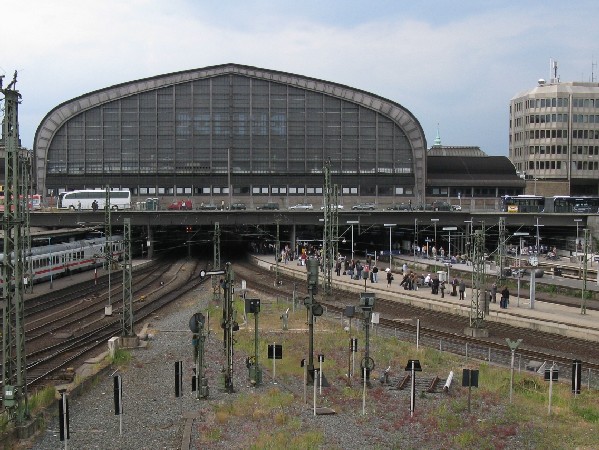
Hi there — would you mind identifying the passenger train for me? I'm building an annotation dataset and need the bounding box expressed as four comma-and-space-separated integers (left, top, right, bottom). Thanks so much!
0, 235, 124, 285
501, 195, 599, 213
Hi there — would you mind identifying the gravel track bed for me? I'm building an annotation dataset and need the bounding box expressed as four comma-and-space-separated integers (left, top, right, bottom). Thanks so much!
27, 283, 444, 449
25, 258, 553, 450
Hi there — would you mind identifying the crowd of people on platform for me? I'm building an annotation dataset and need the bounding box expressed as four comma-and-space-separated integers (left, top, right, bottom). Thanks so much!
251, 241, 513, 309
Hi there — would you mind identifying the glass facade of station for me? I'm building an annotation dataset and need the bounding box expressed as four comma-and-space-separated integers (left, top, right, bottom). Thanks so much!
37, 66, 425, 204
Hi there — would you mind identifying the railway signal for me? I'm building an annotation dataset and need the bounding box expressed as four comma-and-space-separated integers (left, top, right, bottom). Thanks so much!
245, 299, 262, 386
201, 263, 238, 393
190, 313, 208, 398
359, 293, 375, 381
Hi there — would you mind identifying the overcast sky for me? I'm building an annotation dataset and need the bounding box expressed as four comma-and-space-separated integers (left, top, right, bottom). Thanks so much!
3, 0, 599, 156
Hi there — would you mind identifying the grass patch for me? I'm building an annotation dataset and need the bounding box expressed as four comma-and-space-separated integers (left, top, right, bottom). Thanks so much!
111, 348, 132, 365
27, 386, 56, 414
250, 430, 324, 450
198, 280, 599, 449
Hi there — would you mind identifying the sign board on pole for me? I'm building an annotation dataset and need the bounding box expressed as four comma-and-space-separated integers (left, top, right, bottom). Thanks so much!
268, 344, 283, 359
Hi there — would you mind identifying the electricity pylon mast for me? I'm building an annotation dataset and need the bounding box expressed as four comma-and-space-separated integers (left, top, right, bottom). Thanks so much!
104, 185, 113, 314
122, 218, 134, 336
581, 228, 590, 314
20, 153, 33, 292
322, 160, 337, 295
469, 227, 487, 330
332, 185, 339, 263
1, 71, 29, 423
275, 219, 281, 285
497, 217, 506, 284
212, 222, 221, 302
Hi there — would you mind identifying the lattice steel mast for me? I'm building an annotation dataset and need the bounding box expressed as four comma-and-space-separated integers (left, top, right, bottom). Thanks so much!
322, 160, 337, 295
581, 228, 590, 314
121, 218, 134, 336
469, 227, 487, 330
497, 217, 506, 285
1, 71, 29, 422
275, 220, 281, 285
104, 185, 113, 314
212, 222, 221, 302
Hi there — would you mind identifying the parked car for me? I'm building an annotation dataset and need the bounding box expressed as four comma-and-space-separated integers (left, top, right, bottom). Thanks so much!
167, 200, 192, 210
320, 204, 344, 210
451, 204, 462, 211
289, 203, 314, 210
256, 202, 280, 210
198, 203, 219, 210
351, 202, 376, 210
387, 203, 411, 211
229, 202, 247, 210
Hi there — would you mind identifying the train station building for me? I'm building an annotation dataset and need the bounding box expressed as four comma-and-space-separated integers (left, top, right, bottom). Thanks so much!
32, 63, 522, 209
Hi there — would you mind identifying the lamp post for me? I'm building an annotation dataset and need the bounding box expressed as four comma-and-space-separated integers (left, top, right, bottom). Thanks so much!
431, 219, 439, 271
442, 226, 457, 280
347, 220, 359, 261
513, 232, 529, 308
384, 224, 396, 270
413, 218, 418, 266
534, 217, 543, 254
574, 219, 582, 279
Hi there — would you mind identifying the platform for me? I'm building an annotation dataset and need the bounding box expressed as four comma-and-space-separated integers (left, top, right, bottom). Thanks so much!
251, 254, 599, 343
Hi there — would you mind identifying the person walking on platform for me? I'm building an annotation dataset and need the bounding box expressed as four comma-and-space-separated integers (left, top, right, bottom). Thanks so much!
432, 276, 439, 295
372, 265, 378, 283
500, 286, 510, 309
386, 269, 393, 287
458, 279, 466, 300
451, 277, 458, 296
491, 282, 497, 303
440, 280, 446, 298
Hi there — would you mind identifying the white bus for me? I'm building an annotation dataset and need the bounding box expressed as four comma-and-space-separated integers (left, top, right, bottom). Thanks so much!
58, 189, 131, 211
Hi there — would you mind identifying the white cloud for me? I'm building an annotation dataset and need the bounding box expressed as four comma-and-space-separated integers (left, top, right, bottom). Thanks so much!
3, 0, 599, 156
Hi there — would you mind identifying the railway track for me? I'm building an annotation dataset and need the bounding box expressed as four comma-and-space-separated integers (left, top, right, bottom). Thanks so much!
1, 258, 209, 394
235, 257, 599, 388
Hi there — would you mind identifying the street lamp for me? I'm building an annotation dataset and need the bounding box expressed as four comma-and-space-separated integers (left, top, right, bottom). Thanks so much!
443, 226, 458, 280
534, 217, 543, 254
413, 218, 418, 266
574, 219, 582, 279
431, 219, 439, 271
347, 220, 359, 261
384, 224, 396, 270
513, 232, 529, 308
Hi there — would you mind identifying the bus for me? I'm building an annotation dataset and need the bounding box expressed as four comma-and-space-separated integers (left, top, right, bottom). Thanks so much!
500, 195, 545, 213
58, 189, 131, 210
549, 196, 599, 213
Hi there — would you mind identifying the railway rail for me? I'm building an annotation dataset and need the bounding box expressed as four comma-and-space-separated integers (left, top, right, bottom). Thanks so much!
236, 257, 599, 389
1, 258, 209, 395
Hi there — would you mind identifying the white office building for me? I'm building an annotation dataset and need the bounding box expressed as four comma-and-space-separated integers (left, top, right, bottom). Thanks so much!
509, 76, 599, 196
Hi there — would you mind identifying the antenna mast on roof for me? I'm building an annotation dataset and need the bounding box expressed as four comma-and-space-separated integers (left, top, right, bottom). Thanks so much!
549, 58, 559, 84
